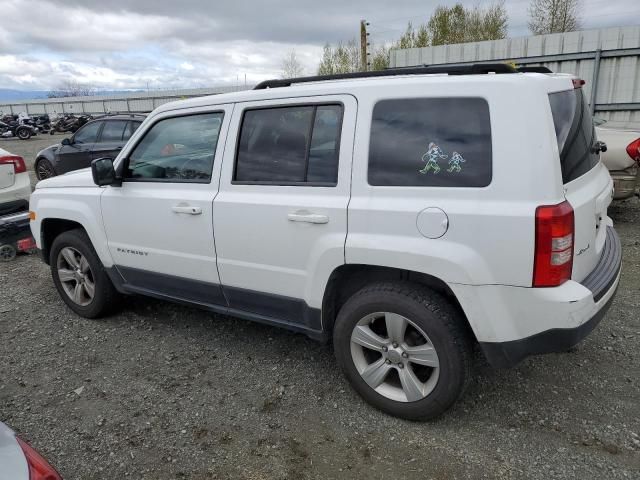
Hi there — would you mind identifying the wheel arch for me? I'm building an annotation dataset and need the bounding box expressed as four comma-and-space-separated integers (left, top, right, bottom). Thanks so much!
40, 218, 86, 265
321, 264, 476, 342
35, 155, 57, 178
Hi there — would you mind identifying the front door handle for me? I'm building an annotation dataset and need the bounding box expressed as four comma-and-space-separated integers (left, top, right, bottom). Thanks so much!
287, 211, 329, 224
172, 204, 202, 215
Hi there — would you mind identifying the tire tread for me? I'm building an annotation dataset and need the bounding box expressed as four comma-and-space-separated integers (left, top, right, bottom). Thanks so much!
333, 281, 473, 420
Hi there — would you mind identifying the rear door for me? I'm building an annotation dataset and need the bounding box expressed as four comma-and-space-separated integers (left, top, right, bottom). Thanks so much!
213, 96, 356, 325
56, 120, 103, 174
549, 86, 613, 281
91, 119, 129, 161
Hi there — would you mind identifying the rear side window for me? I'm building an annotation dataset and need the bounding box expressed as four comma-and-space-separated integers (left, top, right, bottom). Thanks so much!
123, 121, 142, 141
368, 98, 492, 187
234, 104, 343, 185
549, 89, 599, 184
100, 120, 127, 142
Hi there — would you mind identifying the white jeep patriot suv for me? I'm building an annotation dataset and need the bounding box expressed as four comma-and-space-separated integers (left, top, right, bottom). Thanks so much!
29, 64, 622, 420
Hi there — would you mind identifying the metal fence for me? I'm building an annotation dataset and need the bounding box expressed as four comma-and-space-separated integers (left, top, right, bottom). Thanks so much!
390, 26, 640, 128
0, 85, 253, 117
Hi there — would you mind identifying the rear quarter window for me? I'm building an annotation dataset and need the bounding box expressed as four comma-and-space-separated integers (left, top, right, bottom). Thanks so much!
368, 97, 492, 187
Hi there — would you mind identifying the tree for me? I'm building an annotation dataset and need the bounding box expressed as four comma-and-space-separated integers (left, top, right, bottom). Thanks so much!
467, 2, 509, 41
317, 39, 361, 75
47, 80, 95, 98
281, 49, 304, 79
397, 22, 430, 49
370, 45, 391, 71
317, 2, 508, 74
427, 2, 507, 45
528, 0, 581, 34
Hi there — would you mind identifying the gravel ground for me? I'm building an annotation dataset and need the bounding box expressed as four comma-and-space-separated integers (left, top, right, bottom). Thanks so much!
1, 136, 639, 479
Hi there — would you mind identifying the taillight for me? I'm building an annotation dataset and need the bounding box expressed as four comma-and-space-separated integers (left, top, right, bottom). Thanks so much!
0, 155, 27, 174
572, 78, 585, 89
533, 201, 575, 287
626, 138, 640, 163
15, 436, 62, 480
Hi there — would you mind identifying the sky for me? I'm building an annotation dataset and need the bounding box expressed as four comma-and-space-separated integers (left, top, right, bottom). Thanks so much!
0, 0, 638, 92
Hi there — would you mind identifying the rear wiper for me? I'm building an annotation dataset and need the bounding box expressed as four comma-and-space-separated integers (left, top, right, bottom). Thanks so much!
591, 140, 607, 154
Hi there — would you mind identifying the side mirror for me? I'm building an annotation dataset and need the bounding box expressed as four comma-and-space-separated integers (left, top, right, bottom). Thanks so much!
91, 157, 119, 187
61, 137, 71, 146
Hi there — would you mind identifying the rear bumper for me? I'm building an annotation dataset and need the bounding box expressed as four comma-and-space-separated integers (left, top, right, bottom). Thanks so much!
0, 199, 29, 217
452, 227, 622, 368
479, 283, 617, 368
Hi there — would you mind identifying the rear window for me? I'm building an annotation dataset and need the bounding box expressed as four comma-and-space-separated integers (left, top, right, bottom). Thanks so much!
549, 88, 599, 184
368, 98, 492, 187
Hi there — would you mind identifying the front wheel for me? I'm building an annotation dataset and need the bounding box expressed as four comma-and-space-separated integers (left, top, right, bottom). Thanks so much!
35, 158, 55, 180
333, 282, 473, 420
50, 229, 119, 318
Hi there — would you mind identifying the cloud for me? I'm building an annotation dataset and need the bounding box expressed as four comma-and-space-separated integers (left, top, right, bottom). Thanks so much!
0, 0, 638, 91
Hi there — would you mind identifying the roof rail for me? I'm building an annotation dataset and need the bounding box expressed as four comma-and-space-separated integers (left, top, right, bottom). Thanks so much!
254, 63, 518, 89
517, 66, 553, 73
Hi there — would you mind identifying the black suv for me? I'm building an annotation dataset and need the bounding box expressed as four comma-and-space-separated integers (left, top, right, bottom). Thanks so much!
35, 114, 145, 180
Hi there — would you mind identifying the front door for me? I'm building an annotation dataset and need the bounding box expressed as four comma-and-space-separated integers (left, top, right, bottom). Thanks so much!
56, 120, 102, 174
100, 106, 232, 305
213, 96, 356, 330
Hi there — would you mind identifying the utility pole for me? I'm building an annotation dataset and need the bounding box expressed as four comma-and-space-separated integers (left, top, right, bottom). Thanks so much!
360, 19, 369, 71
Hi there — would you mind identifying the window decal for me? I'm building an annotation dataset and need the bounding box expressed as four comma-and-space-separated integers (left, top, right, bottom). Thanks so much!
419, 142, 447, 174
447, 151, 466, 173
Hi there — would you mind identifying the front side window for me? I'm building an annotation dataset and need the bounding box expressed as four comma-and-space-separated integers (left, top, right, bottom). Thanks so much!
368, 98, 492, 187
125, 113, 223, 182
234, 104, 343, 185
73, 121, 102, 144
100, 120, 128, 142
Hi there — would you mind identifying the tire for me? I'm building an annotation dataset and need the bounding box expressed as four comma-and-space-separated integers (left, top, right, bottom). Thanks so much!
50, 229, 119, 318
35, 158, 55, 180
17, 127, 31, 140
333, 281, 473, 421
0, 244, 17, 262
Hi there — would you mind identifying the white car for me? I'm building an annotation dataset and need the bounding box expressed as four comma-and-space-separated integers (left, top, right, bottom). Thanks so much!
0, 147, 31, 216
29, 65, 621, 420
0, 422, 61, 480
594, 120, 640, 199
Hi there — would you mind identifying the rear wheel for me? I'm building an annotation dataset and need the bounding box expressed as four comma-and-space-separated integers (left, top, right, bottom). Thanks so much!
35, 158, 55, 180
333, 282, 473, 420
50, 229, 118, 318
17, 127, 31, 140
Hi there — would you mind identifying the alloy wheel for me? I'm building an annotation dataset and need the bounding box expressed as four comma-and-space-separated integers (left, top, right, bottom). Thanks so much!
350, 312, 440, 403
37, 160, 54, 180
56, 247, 95, 306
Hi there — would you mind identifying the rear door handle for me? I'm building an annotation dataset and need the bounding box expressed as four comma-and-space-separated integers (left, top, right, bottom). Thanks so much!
172, 204, 202, 215
287, 211, 329, 224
